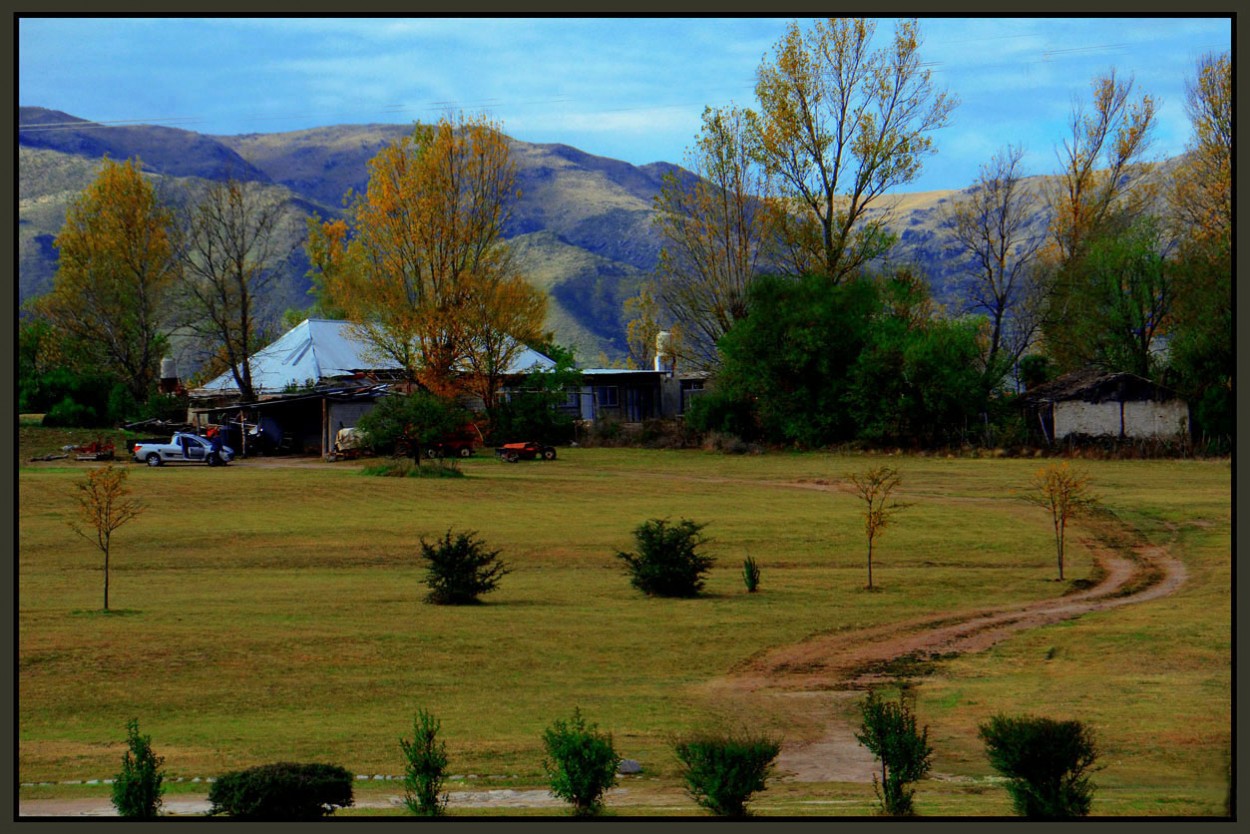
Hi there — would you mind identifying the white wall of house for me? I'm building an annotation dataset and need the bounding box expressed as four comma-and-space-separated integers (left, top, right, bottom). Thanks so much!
1054, 399, 1188, 439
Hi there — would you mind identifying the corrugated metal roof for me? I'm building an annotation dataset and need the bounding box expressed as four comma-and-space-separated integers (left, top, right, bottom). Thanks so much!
198, 319, 554, 395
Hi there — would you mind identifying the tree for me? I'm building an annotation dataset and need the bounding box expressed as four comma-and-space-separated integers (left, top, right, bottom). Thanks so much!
457, 270, 548, 421
178, 178, 294, 402
111, 718, 165, 818
1021, 462, 1096, 581
653, 105, 771, 369
312, 113, 542, 398
419, 529, 510, 605
622, 282, 662, 371
399, 709, 450, 816
855, 690, 933, 815
541, 709, 621, 817
1166, 52, 1231, 446
32, 157, 178, 403
356, 390, 469, 465
749, 17, 956, 282
979, 715, 1099, 819
945, 145, 1046, 380
616, 518, 715, 598
673, 730, 781, 817
70, 464, 144, 611
845, 466, 907, 589
1044, 69, 1156, 267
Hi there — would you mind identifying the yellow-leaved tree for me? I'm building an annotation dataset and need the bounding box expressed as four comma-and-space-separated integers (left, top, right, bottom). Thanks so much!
308, 113, 546, 404
750, 18, 956, 283
32, 157, 179, 404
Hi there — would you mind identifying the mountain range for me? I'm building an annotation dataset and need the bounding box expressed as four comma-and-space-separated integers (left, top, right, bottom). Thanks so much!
19, 105, 1050, 364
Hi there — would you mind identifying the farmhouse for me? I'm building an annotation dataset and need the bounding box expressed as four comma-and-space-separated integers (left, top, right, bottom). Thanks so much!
1021, 369, 1189, 444
188, 318, 556, 456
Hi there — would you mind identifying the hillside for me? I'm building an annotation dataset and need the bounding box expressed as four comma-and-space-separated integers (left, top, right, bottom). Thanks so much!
17, 106, 1067, 363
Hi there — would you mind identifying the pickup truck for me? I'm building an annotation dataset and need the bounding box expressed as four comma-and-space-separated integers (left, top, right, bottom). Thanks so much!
132, 432, 233, 467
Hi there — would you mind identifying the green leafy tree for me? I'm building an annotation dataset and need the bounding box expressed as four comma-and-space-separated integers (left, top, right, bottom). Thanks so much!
399, 709, 450, 816
855, 690, 932, 815
617, 518, 714, 598
673, 731, 781, 817
356, 390, 469, 465
979, 715, 1099, 819
111, 718, 165, 818
420, 529, 510, 605
542, 709, 621, 817
490, 343, 583, 445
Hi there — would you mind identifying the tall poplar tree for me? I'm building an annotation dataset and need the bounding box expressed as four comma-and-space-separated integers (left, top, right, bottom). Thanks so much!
33, 158, 178, 403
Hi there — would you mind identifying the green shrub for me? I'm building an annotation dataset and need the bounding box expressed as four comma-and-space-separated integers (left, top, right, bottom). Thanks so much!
206, 762, 354, 820
673, 731, 781, 817
42, 396, 99, 428
616, 518, 714, 598
110, 718, 165, 818
400, 709, 449, 816
742, 555, 761, 593
855, 690, 933, 815
360, 458, 463, 478
542, 708, 621, 817
978, 715, 1099, 819
421, 529, 510, 605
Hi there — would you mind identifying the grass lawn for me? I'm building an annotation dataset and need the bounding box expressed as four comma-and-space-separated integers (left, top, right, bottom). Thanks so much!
17, 443, 1231, 816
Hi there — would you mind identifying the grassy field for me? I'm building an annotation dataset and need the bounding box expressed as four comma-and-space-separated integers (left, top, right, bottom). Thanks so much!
17, 436, 1231, 816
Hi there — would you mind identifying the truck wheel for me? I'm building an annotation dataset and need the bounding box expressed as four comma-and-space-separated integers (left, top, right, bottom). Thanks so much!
505, 452, 519, 463
145, 454, 162, 467
458, 446, 472, 458
542, 448, 557, 460
426, 448, 442, 459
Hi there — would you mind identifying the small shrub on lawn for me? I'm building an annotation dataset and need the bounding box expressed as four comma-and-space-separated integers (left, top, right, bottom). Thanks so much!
421, 529, 510, 605
206, 762, 354, 820
542, 708, 621, 817
673, 730, 781, 817
742, 554, 761, 592
617, 518, 714, 598
111, 718, 165, 818
855, 690, 933, 815
361, 458, 463, 478
978, 715, 1099, 819
400, 709, 450, 816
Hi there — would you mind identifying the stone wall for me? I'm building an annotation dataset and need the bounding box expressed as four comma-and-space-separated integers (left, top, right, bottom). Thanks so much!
1054, 398, 1188, 439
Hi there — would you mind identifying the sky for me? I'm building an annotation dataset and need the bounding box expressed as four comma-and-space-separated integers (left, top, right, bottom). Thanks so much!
18, 15, 1232, 193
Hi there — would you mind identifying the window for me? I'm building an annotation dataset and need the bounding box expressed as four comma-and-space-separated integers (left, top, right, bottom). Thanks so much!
595, 386, 619, 408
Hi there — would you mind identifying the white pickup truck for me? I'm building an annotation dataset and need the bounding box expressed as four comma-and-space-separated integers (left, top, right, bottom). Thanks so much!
132, 432, 233, 467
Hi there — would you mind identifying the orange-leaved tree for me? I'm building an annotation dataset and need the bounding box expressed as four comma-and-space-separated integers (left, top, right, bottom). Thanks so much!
70, 464, 145, 611
1022, 462, 1097, 581
846, 466, 908, 589
308, 112, 544, 401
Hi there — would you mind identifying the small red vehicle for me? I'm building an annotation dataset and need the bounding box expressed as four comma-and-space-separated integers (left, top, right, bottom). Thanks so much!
494, 441, 557, 462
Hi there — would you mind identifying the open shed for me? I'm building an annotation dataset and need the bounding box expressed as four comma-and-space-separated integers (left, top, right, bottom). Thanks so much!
1022, 370, 1189, 444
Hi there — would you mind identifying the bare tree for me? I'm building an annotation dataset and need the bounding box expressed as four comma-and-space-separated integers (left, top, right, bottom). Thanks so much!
653, 106, 770, 371
70, 464, 145, 611
846, 466, 908, 589
179, 178, 294, 401
945, 146, 1046, 383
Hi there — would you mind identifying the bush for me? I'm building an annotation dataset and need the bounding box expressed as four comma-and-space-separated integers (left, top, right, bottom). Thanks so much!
542, 708, 621, 817
110, 718, 165, 818
400, 709, 449, 816
741, 555, 761, 592
978, 715, 1099, 819
673, 731, 781, 817
421, 529, 510, 605
206, 762, 354, 820
360, 458, 464, 478
617, 518, 714, 598
855, 690, 933, 815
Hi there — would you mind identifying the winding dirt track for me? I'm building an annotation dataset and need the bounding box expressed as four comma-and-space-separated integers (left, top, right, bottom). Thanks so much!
707, 520, 1188, 783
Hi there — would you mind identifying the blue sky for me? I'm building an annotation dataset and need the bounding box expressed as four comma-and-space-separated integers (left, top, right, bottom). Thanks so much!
18, 16, 1231, 193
